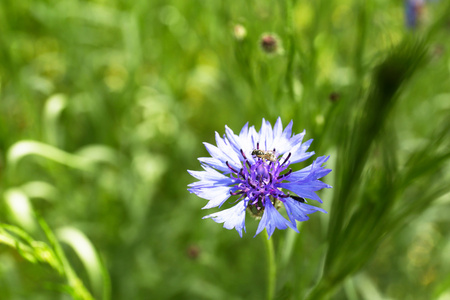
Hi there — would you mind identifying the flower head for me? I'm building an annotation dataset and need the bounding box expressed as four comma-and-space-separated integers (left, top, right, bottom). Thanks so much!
188, 118, 332, 238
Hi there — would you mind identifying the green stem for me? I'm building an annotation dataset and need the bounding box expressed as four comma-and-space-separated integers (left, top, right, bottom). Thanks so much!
262, 230, 276, 300
305, 278, 335, 300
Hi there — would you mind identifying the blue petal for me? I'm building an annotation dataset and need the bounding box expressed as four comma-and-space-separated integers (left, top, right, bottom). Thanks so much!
203, 142, 241, 170
270, 118, 292, 154
288, 156, 332, 189
188, 166, 235, 208
229, 125, 259, 164
279, 182, 326, 203
255, 197, 298, 239
281, 120, 293, 141
215, 132, 241, 163
248, 125, 259, 149
239, 122, 249, 137
289, 156, 331, 181
198, 157, 229, 173
259, 118, 274, 151
279, 155, 332, 203
225, 125, 252, 159
289, 139, 314, 164
203, 200, 247, 237
188, 185, 233, 209
273, 117, 283, 139
283, 197, 327, 227
279, 161, 333, 202
187, 165, 235, 185
286, 130, 306, 150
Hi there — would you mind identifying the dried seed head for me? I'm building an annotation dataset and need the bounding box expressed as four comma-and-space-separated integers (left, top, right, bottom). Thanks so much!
260, 33, 282, 55
329, 92, 340, 102
186, 245, 201, 260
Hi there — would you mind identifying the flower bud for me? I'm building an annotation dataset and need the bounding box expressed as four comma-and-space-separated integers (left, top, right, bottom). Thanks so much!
260, 33, 283, 55
233, 24, 247, 41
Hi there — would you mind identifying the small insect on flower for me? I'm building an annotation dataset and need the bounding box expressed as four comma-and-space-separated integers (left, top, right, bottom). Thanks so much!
251, 149, 277, 162
187, 118, 332, 238
291, 195, 306, 203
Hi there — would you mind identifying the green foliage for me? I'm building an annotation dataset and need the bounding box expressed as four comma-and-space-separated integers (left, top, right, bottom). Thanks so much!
0, 220, 95, 300
1, 0, 450, 299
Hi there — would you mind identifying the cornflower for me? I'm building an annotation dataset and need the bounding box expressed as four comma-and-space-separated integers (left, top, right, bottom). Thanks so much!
188, 118, 331, 238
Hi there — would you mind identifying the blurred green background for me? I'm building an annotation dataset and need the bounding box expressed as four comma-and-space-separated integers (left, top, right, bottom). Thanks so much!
1, 0, 450, 299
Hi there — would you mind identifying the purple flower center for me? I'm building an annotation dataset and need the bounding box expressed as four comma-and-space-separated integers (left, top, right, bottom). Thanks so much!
227, 148, 293, 217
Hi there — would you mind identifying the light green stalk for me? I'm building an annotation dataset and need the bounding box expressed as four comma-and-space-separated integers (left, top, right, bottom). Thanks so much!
263, 230, 276, 300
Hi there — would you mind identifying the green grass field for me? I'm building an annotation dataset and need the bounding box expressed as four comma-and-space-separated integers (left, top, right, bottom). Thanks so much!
1, 1, 450, 299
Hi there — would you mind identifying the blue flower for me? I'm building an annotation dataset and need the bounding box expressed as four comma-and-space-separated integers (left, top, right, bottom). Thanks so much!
405, 0, 425, 29
188, 118, 332, 238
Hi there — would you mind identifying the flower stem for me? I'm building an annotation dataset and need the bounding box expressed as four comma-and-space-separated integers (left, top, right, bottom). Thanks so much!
262, 230, 276, 300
